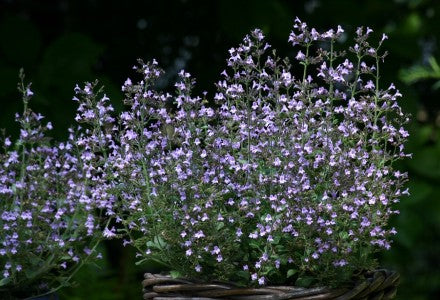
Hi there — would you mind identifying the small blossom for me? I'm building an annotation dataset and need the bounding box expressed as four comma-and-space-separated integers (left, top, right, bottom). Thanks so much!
295, 50, 305, 61
194, 230, 205, 239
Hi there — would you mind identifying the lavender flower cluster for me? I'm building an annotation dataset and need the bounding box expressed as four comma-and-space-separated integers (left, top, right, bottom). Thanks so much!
105, 18, 410, 287
0, 74, 116, 297
0, 17, 410, 293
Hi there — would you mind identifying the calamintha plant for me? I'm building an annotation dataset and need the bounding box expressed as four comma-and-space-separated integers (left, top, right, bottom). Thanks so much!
6, 17, 410, 292
101, 18, 411, 287
0, 72, 117, 298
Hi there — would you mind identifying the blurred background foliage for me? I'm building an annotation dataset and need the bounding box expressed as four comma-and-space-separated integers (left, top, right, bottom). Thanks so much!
0, 0, 439, 299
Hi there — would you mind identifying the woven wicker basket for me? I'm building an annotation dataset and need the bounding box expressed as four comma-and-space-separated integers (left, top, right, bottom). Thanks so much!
142, 269, 399, 300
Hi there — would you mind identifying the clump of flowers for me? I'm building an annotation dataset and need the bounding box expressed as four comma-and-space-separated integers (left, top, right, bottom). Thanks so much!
0, 72, 117, 298
106, 19, 410, 287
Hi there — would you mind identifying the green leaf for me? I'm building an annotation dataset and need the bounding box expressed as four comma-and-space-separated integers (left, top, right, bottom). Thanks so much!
28, 252, 45, 266
54, 276, 70, 285
399, 56, 440, 85
339, 231, 349, 240
146, 236, 167, 250
170, 270, 182, 279
216, 222, 225, 230
25, 253, 56, 279
154, 236, 166, 247
429, 56, 440, 73
243, 253, 249, 261
248, 240, 261, 250
25, 266, 47, 280
287, 269, 297, 278
295, 276, 314, 287
235, 270, 249, 280
271, 235, 281, 245
135, 258, 149, 266
261, 267, 275, 276
146, 241, 159, 249
0, 277, 11, 287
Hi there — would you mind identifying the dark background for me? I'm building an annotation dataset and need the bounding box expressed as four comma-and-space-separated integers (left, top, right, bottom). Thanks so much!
1, 0, 439, 299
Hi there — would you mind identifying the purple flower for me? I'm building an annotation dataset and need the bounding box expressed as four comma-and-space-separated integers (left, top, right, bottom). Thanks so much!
211, 246, 221, 255
333, 259, 347, 267
194, 230, 205, 239
295, 51, 305, 61
103, 227, 117, 238
361, 217, 371, 227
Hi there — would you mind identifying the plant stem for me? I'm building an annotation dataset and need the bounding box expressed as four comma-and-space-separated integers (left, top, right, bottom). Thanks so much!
24, 218, 113, 300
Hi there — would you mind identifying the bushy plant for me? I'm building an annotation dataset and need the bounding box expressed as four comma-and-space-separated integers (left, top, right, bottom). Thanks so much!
86, 18, 410, 287
0, 72, 117, 298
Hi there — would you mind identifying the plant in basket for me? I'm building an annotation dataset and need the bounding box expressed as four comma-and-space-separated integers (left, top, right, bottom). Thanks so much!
0, 72, 118, 299
103, 18, 410, 299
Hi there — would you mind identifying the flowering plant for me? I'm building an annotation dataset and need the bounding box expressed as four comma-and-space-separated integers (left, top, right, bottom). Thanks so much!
98, 19, 409, 287
0, 72, 117, 298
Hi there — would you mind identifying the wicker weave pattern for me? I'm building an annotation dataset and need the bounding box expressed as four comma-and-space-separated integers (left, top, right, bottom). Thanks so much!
142, 270, 399, 300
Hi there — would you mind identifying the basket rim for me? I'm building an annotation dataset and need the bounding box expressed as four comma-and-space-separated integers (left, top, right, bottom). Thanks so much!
142, 269, 400, 300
